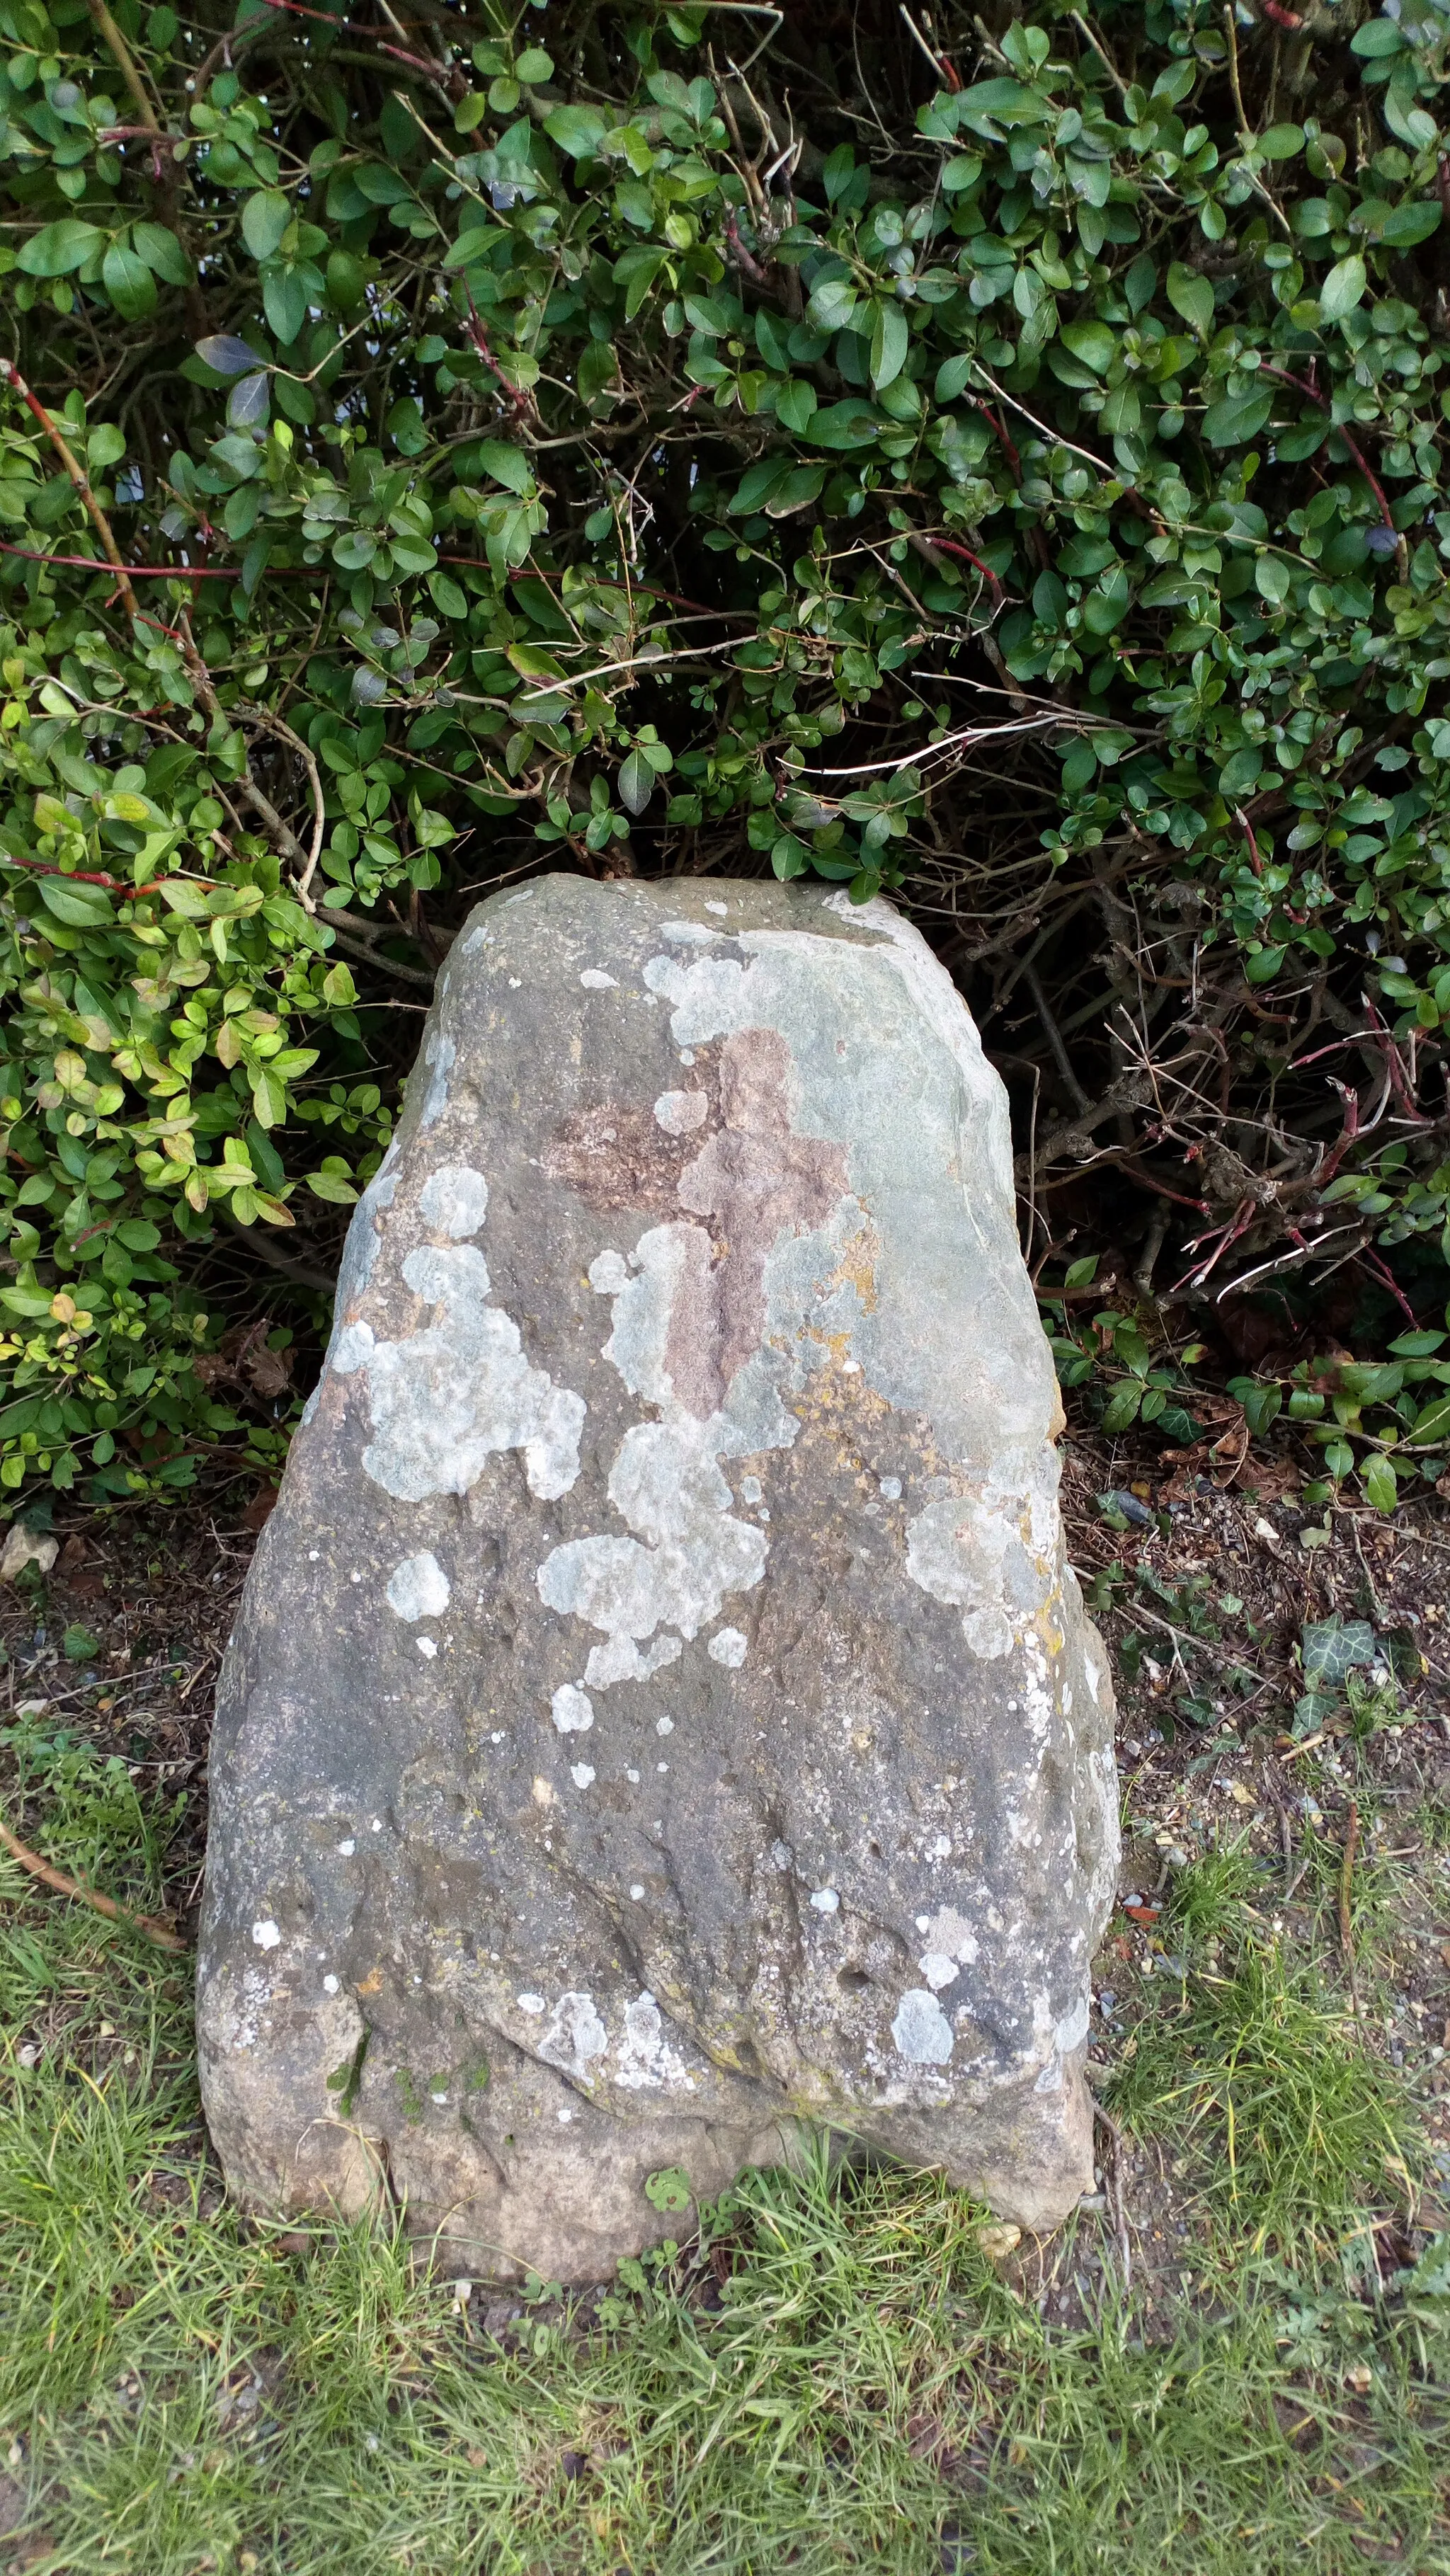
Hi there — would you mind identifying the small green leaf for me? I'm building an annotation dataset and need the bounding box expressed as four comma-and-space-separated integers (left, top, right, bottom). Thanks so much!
474, 440, 534, 496
775, 377, 818, 434
618, 749, 653, 815
1318, 254, 1366, 323
644, 2165, 692, 2213
130, 222, 191, 286
1202, 387, 1273, 446
1381, 200, 1441, 247
36, 879, 115, 927
1060, 319, 1116, 374
869, 299, 910, 391
1165, 261, 1214, 334
544, 104, 608, 158
103, 242, 159, 324
241, 189, 292, 263
16, 219, 105, 277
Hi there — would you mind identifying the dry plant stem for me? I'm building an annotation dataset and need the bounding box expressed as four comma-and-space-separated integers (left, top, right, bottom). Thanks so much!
1091, 2095, 1133, 2288
316, 907, 436, 990
170, 618, 314, 891
0, 1814, 188, 1952
0, 362, 142, 629
239, 707, 326, 900
1340, 1797, 1361, 2017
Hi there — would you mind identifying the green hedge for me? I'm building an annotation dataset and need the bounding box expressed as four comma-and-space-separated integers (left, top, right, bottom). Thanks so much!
1, 0, 1449, 1511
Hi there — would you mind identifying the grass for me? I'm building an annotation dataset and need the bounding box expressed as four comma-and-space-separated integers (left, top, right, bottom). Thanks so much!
1107, 1936, 1420, 2260
1, 1782, 1448, 2571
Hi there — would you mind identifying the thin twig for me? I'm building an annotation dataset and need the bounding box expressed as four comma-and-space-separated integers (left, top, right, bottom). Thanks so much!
0, 362, 142, 628
0, 1814, 188, 1952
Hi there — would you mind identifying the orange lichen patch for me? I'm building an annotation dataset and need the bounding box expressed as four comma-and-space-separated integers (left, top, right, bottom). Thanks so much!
821, 1214, 882, 1318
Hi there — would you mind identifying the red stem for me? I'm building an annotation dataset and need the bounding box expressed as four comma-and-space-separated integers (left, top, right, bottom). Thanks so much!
1259, 365, 1403, 561
925, 536, 1004, 604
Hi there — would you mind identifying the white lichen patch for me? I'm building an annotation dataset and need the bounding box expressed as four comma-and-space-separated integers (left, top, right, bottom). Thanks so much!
614, 1991, 695, 2091
385, 1551, 451, 1622
918, 1952, 959, 1991
331, 1244, 584, 1504
539, 1990, 607, 2080
416, 1636, 438, 1659
251, 1920, 281, 1951
579, 968, 617, 989
809, 1887, 840, 1913
587, 1250, 631, 1296
904, 1469, 1060, 1662
570, 1761, 596, 1788
891, 1988, 954, 2064
583, 1631, 682, 1690
653, 1088, 708, 1135
417, 1164, 489, 1240
421, 1026, 454, 1126
707, 1626, 748, 1667
537, 1410, 766, 1665
551, 1683, 595, 1734
517, 1993, 546, 2015
915, 1904, 980, 1969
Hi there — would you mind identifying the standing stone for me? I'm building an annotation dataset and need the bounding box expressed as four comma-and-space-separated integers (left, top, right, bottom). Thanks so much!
198, 876, 1118, 2282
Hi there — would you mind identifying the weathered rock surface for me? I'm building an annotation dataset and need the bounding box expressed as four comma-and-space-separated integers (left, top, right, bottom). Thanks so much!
198, 876, 1119, 2282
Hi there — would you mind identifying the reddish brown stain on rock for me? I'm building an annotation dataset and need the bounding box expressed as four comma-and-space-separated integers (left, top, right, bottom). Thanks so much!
542, 1028, 850, 1421
671, 1030, 850, 1417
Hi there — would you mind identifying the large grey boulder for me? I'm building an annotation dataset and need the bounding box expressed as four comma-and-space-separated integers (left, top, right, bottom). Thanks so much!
198, 875, 1118, 2282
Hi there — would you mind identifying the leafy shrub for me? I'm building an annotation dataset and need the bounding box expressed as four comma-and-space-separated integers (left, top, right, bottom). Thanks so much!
1, 0, 1449, 1507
